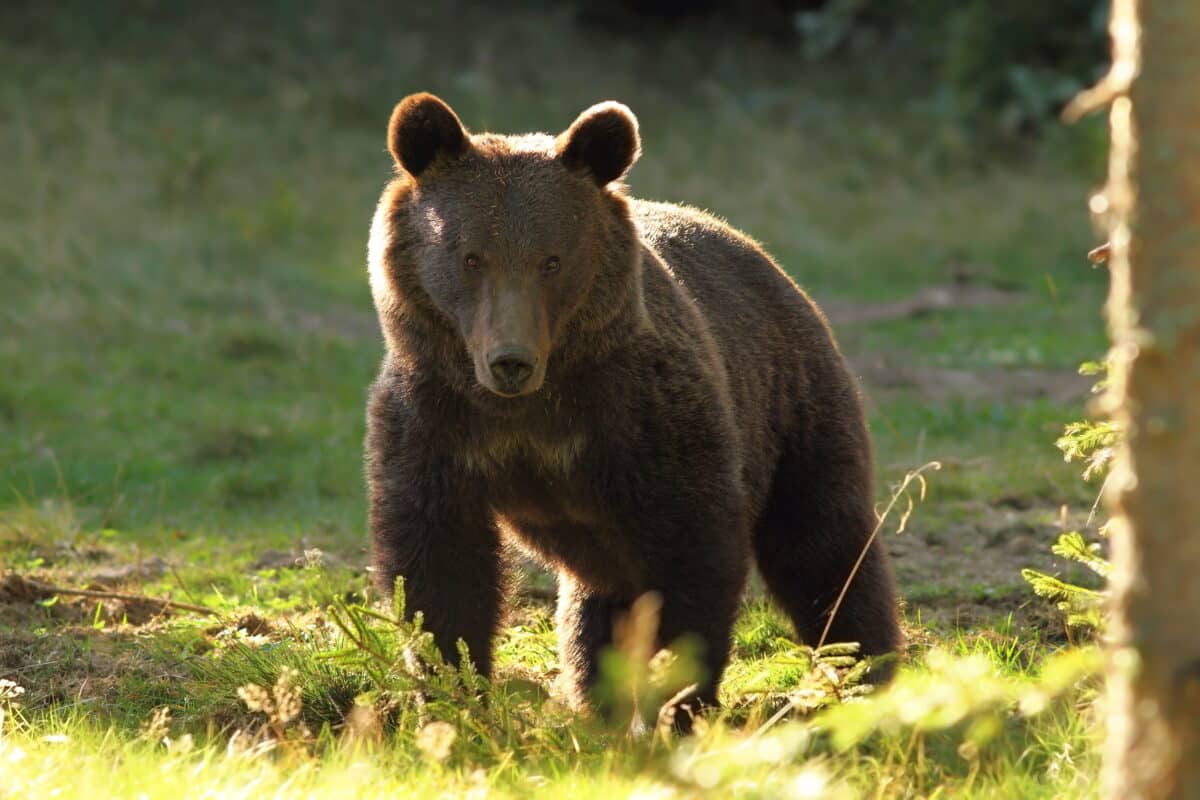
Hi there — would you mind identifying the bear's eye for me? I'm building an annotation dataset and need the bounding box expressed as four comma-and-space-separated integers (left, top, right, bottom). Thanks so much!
464, 253, 481, 270
542, 256, 562, 275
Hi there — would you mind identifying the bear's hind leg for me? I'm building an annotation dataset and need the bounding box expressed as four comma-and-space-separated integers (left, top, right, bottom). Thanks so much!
753, 429, 902, 679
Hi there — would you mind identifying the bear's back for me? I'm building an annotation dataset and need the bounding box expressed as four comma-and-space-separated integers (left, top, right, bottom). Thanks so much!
631, 199, 823, 345
631, 198, 857, 515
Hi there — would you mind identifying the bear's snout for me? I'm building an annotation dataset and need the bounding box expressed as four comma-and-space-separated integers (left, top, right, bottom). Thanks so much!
486, 345, 539, 396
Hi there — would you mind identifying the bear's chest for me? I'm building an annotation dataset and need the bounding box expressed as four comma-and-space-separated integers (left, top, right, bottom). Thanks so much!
459, 425, 599, 526
461, 428, 642, 594
458, 427, 588, 477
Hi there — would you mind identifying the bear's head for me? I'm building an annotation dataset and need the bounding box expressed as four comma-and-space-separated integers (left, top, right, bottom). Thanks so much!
370, 93, 645, 401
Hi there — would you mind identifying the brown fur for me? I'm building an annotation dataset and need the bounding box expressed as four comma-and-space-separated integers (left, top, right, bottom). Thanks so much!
366, 93, 902, 724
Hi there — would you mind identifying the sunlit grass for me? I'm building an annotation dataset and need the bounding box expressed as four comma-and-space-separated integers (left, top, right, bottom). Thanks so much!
0, 588, 1100, 800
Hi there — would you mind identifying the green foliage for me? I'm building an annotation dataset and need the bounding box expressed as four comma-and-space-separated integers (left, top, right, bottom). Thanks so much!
1021, 540, 1107, 633
797, 0, 1110, 133
939, 1, 1108, 132
795, 0, 868, 61
1057, 420, 1119, 481
723, 639, 878, 726
158, 587, 613, 773
1024, 361, 1115, 633
1056, 361, 1119, 480
1048, 530, 1111, 580
812, 644, 1102, 797
821, 646, 1101, 751
0, 630, 1104, 799
295, 581, 600, 764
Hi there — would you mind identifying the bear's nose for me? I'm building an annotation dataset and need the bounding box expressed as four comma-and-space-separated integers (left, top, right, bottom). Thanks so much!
487, 346, 536, 393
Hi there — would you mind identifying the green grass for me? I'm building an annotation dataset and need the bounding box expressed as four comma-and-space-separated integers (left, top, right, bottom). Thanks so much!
0, 2, 1108, 797
1, 578, 1101, 799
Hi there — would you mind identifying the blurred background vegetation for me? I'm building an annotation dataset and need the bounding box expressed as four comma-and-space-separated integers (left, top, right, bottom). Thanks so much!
602, 0, 1110, 137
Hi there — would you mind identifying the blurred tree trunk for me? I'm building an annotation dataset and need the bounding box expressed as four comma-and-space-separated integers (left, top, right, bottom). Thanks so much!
1102, 0, 1200, 798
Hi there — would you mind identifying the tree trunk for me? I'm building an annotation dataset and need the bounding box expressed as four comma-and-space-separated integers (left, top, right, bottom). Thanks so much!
1102, 1, 1200, 797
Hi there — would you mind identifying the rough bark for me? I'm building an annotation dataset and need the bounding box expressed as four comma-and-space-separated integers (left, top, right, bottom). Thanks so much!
1102, 1, 1200, 797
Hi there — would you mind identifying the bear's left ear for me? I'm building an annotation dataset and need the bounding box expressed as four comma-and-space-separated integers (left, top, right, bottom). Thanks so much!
556, 101, 641, 187
388, 93, 470, 178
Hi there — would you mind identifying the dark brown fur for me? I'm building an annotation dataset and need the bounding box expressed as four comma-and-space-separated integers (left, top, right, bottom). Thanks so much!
366, 94, 901, 723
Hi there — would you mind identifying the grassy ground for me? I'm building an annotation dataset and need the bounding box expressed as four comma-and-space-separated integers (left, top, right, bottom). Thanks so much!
1, 3, 1108, 797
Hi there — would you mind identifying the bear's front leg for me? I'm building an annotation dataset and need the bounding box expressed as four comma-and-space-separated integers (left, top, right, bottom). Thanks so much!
555, 571, 631, 712
366, 384, 504, 677
651, 541, 748, 730
555, 533, 747, 731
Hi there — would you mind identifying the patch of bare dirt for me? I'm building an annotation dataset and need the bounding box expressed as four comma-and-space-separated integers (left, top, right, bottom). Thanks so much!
852, 357, 1094, 404
822, 282, 1026, 326
0, 622, 188, 714
885, 500, 1105, 634
815, 276, 1093, 404
0, 573, 186, 626
206, 612, 276, 639
250, 547, 355, 572
0, 578, 193, 713
89, 556, 168, 586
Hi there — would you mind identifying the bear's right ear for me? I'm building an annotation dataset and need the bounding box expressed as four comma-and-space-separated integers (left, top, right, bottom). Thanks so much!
556, 101, 641, 187
388, 93, 470, 178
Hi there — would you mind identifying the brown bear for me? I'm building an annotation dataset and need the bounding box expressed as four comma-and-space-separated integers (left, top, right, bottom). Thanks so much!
365, 93, 901, 722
